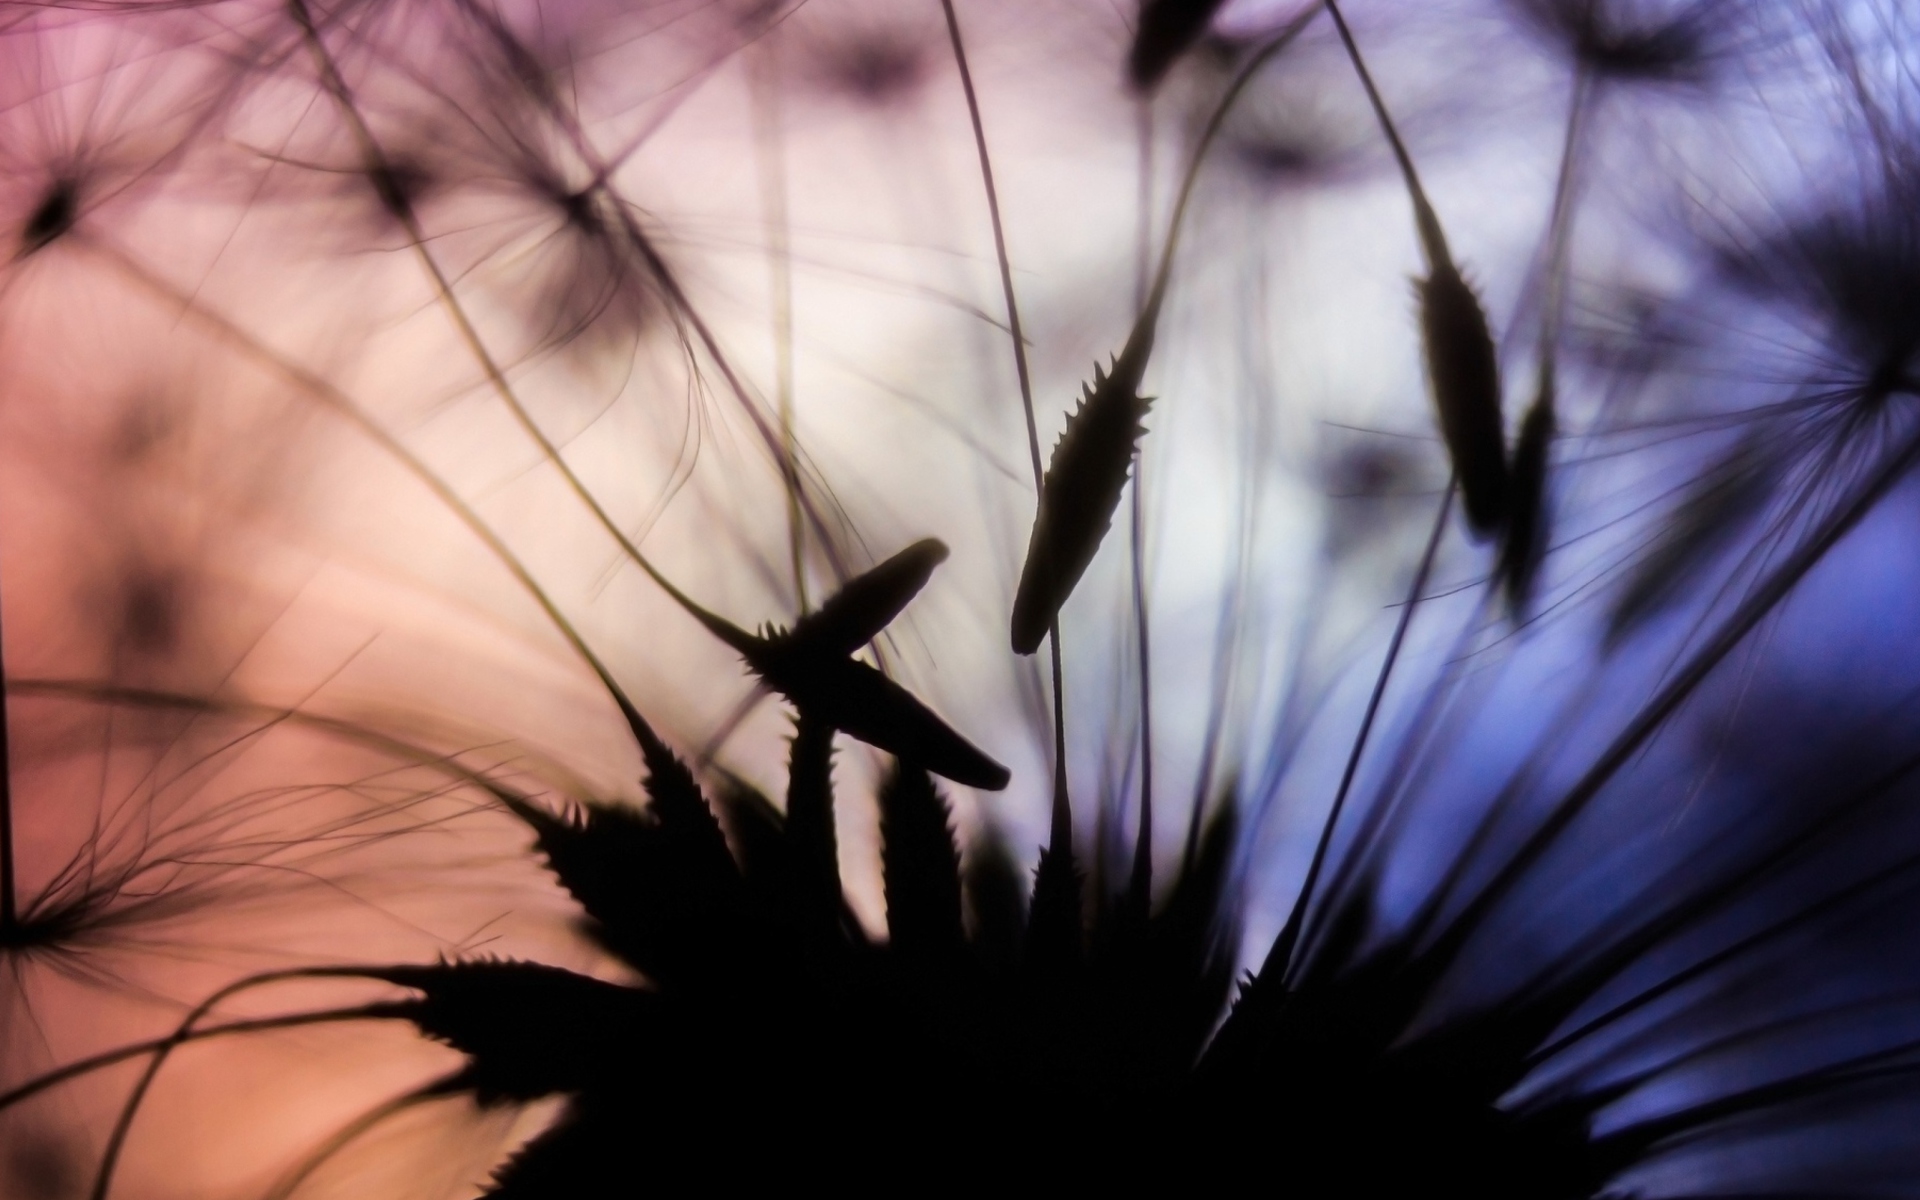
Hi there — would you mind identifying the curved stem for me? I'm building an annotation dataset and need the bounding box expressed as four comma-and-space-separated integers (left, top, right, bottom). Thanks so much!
287, 0, 733, 648
1537, 69, 1592, 365
1440, 420, 1920, 959
1127, 100, 1157, 908
749, 35, 808, 615
0, 1006, 399, 1114
259, 1073, 464, 1200
7, 677, 541, 813
446, 0, 855, 588
1323, 0, 1449, 269
1146, 5, 1324, 318
83, 235, 664, 750
939, 0, 1071, 837
90, 966, 411, 1200
939, 0, 1040, 493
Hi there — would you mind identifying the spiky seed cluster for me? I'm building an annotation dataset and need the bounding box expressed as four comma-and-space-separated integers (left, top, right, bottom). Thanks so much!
378, 714, 1241, 1192
183, 681, 1905, 1197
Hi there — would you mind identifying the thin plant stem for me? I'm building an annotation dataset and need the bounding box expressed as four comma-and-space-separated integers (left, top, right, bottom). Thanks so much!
259, 1075, 463, 1200
749, 34, 808, 614
1127, 6, 1318, 865
1323, 0, 1450, 269
1278, 478, 1456, 982
82, 235, 663, 750
1442, 420, 1920, 954
939, 0, 1039, 491
445, 0, 853, 586
1146, 5, 1323, 311
1128, 98, 1156, 909
938, 0, 1071, 838
1135, 98, 1155, 315
1049, 629, 1070, 848
1127, 452, 1155, 911
1314, 589, 1494, 922
0, 1006, 399, 1113
1538, 69, 1592, 362
90, 965, 410, 1200
287, 0, 728, 645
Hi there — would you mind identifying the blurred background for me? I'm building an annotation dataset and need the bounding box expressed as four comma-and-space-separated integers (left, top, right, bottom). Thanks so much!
4, 0, 1920, 1195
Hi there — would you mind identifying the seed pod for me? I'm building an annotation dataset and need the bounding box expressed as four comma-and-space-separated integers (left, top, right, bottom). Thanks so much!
1011, 303, 1160, 655
750, 646, 1011, 791
1418, 260, 1509, 536
1500, 367, 1556, 617
367, 960, 659, 1104
1326, 0, 1509, 537
787, 538, 948, 659
783, 710, 845, 942
1129, 0, 1230, 92
878, 762, 965, 958
690, 543, 1010, 790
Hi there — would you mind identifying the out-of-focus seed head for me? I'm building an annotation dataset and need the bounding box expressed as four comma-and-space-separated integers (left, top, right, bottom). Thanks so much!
1716, 164, 1920, 401
1418, 262, 1509, 536
18, 180, 77, 256
1506, 0, 1741, 84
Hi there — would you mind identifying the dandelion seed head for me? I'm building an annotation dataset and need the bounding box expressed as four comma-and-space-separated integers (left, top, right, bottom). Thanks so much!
1716, 168, 1920, 397
1223, 80, 1385, 188
1506, 0, 1738, 84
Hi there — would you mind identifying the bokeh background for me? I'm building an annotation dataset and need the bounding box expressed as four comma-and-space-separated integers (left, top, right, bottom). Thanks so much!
5, 0, 1920, 1195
